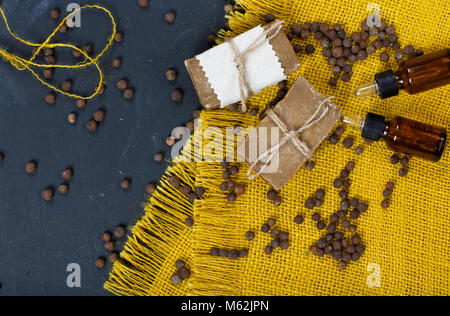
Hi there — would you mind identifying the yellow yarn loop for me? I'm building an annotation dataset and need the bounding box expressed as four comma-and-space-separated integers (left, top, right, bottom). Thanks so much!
0, 5, 117, 100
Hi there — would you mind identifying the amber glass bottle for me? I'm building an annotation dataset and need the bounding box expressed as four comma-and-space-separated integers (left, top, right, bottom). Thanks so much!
343, 113, 447, 162
355, 49, 450, 99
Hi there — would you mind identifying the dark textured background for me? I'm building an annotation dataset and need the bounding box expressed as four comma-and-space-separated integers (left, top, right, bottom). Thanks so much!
0, 0, 225, 296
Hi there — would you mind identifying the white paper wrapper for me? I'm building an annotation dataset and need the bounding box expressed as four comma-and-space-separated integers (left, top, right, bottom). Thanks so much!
196, 25, 286, 108
185, 21, 300, 110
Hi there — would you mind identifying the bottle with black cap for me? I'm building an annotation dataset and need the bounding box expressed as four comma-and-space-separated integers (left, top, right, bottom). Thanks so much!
342, 113, 447, 162
354, 49, 450, 99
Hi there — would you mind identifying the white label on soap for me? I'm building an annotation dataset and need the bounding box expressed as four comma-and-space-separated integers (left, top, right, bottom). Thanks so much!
196, 25, 286, 108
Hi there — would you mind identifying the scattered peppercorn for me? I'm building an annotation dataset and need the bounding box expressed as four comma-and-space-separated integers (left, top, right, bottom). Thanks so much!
45, 93, 56, 104
104, 240, 115, 251
169, 175, 180, 187
43, 69, 53, 80
123, 88, 134, 100
117, 79, 128, 91
294, 215, 304, 225
316, 221, 326, 230
343, 137, 354, 149
50, 8, 60, 19
305, 198, 316, 210
113, 226, 126, 239
67, 113, 77, 124
185, 217, 194, 227
386, 182, 395, 191
138, 0, 149, 7
171, 89, 183, 102
59, 23, 68, 33
399, 168, 408, 177
95, 257, 106, 268
61, 80, 72, 92
60, 168, 72, 180
355, 146, 364, 155
261, 13, 275, 23
57, 183, 69, 195
166, 69, 177, 81
328, 77, 338, 87
154, 152, 164, 162
25, 161, 37, 174
245, 231, 255, 241
305, 161, 315, 170
112, 57, 122, 68
261, 224, 270, 233
45, 56, 56, 64
86, 120, 98, 132
146, 183, 156, 195
102, 232, 112, 242
114, 32, 124, 43
170, 274, 182, 285
227, 192, 237, 202
166, 136, 176, 147
380, 52, 390, 62
333, 178, 343, 188
118, 178, 131, 191
305, 44, 315, 54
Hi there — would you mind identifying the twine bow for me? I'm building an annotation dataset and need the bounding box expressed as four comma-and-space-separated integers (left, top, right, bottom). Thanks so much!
226, 20, 284, 113
248, 97, 335, 180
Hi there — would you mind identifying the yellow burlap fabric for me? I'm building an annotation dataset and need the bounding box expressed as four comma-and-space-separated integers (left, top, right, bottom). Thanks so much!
105, 0, 450, 296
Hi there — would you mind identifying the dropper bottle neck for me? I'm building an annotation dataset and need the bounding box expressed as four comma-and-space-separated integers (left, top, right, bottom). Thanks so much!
341, 116, 366, 131
354, 70, 400, 99
342, 113, 388, 141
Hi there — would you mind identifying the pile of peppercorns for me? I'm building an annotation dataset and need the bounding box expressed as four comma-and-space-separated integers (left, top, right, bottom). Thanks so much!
167, 174, 206, 206
390, 153, 411, 178
329, 125, 367, 155
170, 259, 192, 285
85, 109, 105, 132
40, 167, 74, 201
209, 247, 249, 260
381, 181, 395, 209
219, 162, 247, 203
262, 218, 291, 255
380, 153, 411, 209
244, 217, 291, 256
266, 189, 282, 207
307, 162, 368, 270
261, 12, 425, 87
305, 188, 326, 210
95, 224, 127, 268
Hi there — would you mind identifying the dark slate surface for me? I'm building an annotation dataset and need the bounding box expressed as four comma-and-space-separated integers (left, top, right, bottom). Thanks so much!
0, 0, 225, 296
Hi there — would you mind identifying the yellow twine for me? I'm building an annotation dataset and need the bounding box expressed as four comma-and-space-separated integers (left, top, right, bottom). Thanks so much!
0, 4, 117, 100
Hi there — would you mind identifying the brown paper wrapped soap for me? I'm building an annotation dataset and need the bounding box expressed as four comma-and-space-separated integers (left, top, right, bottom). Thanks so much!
238, 77, 341, 190
185, 20, 300, 111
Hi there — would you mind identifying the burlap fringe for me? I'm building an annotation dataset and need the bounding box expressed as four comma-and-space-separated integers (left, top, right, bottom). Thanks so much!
104, 0, 283, 296
104, 159, 197, 296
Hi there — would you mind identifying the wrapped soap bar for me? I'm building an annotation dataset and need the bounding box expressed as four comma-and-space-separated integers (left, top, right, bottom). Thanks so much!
185, 21, 300, 110
238, 77, 341, 190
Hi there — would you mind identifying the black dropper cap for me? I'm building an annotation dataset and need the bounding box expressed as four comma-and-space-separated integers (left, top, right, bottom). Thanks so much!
362, 113, 386, 141
375, 70, 399, 99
